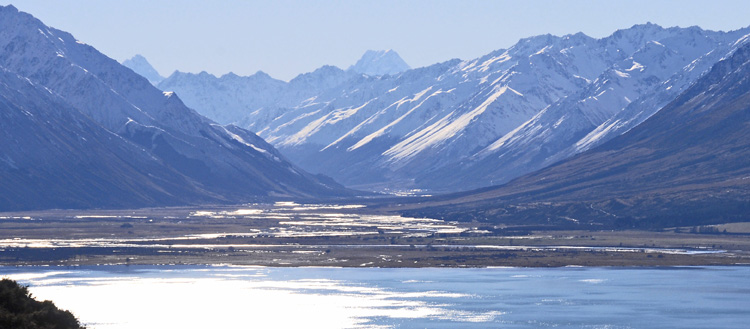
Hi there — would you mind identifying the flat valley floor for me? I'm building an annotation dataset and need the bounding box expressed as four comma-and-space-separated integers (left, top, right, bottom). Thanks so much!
1, 202, 749, 267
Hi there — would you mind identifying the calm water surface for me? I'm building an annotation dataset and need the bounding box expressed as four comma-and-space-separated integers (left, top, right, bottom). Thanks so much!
2, 265, 749, 328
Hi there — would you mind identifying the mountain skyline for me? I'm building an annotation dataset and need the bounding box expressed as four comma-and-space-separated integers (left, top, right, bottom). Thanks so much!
125, 49, 412, 86
154, 22, 750, 194
5, 1, 750, 81
153, 49, 411, 126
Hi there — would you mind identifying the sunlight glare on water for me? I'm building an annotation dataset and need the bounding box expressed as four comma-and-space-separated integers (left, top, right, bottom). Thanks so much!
3, 266, 750, 329
7, 267, 499, 329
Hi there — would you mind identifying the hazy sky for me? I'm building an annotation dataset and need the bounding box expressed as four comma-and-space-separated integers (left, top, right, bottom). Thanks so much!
3, 0, 750, 81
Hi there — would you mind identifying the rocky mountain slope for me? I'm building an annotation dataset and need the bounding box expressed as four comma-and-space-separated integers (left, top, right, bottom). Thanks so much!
398, 42, 750, 228
0, 5, 351, 211
429, 25, 750, 190
0, 67, 209, 210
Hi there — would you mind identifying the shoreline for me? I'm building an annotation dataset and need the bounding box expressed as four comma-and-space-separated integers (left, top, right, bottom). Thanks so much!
1, 243, 746, 268
3, 261, 750, 270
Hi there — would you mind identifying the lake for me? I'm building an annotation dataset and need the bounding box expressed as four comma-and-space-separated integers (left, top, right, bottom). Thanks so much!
2, 265, 749, 328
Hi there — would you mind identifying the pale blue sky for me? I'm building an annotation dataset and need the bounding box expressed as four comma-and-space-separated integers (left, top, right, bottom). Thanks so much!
3, 0, 750, 81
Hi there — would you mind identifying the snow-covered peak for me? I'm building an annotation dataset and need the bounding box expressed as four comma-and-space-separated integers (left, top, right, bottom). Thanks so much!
348, 49, 411, 76
122, 54, 164, 85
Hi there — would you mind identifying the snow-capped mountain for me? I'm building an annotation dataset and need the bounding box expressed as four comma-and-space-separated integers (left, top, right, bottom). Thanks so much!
158, 70, 287, 124
156, 49, 410, 125
155, 23, 750, 193
432, 24, 750, 190
348, 49, 411, 76
235, 33, 615, 189
122, 54, 165, 85
402, 41, 750, 228
157, 66, 359, 125
0, 5, 351, 211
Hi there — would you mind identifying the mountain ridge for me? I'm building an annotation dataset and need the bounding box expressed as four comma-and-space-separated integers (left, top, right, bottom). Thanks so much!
425, 25, 750, 190
217, 23, 749, 192
0, 5, 353, 211
155, 49, 412, 126
397, 41, 750, 228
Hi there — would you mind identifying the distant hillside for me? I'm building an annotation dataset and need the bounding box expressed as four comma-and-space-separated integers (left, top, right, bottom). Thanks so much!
0, 279, 85, 329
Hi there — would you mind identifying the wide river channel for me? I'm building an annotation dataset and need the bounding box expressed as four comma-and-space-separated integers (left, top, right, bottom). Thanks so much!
2, 265, 749, 328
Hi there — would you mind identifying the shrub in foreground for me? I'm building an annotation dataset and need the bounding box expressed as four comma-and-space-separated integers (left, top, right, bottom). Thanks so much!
0, 278, 85, 329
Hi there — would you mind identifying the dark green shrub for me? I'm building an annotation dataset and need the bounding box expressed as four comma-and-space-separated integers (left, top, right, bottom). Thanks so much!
0, 278, 85, 329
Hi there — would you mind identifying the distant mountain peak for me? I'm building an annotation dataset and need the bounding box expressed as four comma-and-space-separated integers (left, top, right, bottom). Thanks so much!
221, 72, 239, 79
1, 4, 18, 12
348, 49, 411, 76
129, 54, 148, 61
122, 54, 164, 85
253, 70, 270, 77
628, 21, 663, 30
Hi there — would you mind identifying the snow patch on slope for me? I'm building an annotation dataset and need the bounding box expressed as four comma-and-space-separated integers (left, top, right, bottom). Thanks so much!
383, 85, 510, 162
345, 88, 453, 152
280, 101, 372, 147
